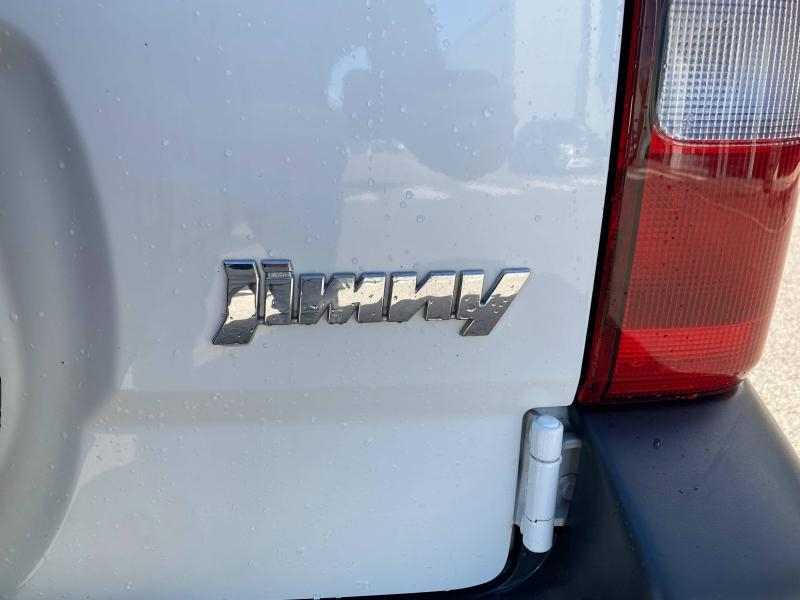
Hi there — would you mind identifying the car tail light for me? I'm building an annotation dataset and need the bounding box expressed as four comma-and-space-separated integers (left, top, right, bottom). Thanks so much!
578, 0, 800, 403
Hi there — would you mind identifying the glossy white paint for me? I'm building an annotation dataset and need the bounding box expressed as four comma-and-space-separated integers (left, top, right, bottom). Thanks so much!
0, 1, 623, 597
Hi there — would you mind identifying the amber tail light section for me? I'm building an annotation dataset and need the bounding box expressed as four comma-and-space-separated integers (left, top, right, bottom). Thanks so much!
578, 0, 800, 403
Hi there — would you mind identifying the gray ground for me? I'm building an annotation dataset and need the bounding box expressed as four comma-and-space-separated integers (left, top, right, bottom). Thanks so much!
751, 215, 800, 454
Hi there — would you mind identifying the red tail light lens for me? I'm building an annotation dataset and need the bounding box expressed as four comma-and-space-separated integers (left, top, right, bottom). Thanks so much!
578, 0, 800, 403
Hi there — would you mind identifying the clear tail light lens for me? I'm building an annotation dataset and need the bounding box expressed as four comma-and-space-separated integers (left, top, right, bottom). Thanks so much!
578, 0, 800, 403
657, 0, 800, 142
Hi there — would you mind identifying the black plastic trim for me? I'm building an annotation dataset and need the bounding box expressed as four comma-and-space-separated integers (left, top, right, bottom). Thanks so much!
522, 382, 800, 599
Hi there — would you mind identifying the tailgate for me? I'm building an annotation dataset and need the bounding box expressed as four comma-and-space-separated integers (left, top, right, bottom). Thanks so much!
0, 1, 623, 597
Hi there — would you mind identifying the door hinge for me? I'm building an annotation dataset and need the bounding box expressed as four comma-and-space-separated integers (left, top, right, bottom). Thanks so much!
514, 412, 582, 553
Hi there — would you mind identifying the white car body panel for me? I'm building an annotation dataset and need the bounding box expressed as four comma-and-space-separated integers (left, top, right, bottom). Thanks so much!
0, 1, 623, 597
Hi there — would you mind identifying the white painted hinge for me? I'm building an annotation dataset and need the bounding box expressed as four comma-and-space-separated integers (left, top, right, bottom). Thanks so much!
514, 412, 582, 553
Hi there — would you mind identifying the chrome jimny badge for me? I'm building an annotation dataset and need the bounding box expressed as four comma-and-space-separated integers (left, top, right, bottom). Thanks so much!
213, 260, 530, 345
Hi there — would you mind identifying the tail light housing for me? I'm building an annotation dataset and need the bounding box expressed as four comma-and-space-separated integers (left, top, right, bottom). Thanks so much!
578, 0, 800, 403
